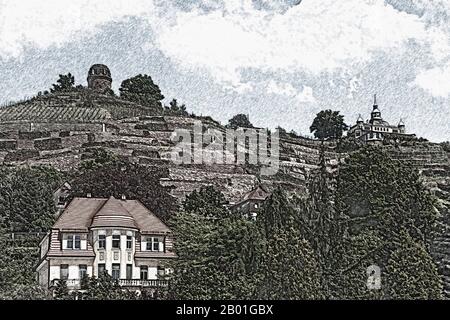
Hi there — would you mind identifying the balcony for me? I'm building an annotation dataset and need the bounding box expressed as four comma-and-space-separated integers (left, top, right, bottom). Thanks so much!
118, 279, 169, 288
50, 278, 168, 289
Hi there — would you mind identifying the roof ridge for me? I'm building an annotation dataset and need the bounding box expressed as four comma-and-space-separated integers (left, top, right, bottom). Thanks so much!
94, 196, 134, 217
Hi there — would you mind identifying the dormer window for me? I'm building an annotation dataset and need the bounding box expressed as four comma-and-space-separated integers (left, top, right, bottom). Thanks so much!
67, 234, 81, 249
146, 236, 163, 252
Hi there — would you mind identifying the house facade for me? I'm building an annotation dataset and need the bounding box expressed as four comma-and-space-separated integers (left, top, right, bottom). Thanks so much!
36, 196, 176, 292
348, 95, 415, 143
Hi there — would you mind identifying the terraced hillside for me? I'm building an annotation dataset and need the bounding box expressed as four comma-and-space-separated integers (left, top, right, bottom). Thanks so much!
0, 89, 161, 123
0, 90, 449, 296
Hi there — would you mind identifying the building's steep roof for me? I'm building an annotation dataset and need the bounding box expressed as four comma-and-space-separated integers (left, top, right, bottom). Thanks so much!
242, 185, 270, 202
231, 185, 270, 208
90, 196, 138, 229
53, 198, 105, 231
53, 197, 170, 234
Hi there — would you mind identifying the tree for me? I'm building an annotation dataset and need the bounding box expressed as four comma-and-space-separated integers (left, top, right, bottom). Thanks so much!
257, 227, 323, 299
330, 145, 442, 299
54, 279, 69, 300
275, 126, 287, 135
328, 231, 384, 299
119, 74, 164, 109
385, 232, 443, 299
164, 99, 188, 116
183, 186, 230, 219
70, 149, 177, 222
80, 273, 138, 300
310, 109, 348, 140
336, 145, 436, 244
256, 188, 324, 299
168, 187, 263, 299
0, 166, 63, 232
50, 73, 75, 93
226, 114, 253, 129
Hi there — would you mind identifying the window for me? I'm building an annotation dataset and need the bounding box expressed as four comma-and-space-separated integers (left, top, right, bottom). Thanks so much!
57, 196, 66, 205
112, 264, 120, 280
126, 265, 133, 280
126, 235, 132, 249
112, 234, 120, 249
140, 266, 148, 280
67, 235, 81, 249
98, 234, 106, 249
157, 266, 165, 277
146, 237, 163, 251
60, 264, 68, 280
79, 265, 87, 279
98, 263, 106, 276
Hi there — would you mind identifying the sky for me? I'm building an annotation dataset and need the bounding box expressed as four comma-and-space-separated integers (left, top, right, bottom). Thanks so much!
0, 0, 449, 142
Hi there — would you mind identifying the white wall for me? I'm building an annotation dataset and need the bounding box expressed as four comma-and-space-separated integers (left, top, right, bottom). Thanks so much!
49, 265, 60, 281
92, 228, 136, 279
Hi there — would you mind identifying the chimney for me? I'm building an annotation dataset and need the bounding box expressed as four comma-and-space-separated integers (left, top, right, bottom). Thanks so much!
87, 193, 92, 198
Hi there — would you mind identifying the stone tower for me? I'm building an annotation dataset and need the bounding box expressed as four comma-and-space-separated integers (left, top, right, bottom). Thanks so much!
87, 64, 112, 93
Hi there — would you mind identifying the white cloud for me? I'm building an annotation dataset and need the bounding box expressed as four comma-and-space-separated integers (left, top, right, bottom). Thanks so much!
0, 0, 157, 58
414, 61, 450, 97
267, 80, 315, 103
156, 0, 448, 90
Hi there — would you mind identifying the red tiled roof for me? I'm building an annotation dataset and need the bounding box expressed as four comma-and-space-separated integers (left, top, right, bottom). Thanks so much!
53, 197, 171, 234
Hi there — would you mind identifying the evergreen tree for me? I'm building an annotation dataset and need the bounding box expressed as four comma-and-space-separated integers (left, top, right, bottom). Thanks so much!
330, 145, 442, 298
257, 188, 324, 299
336, 145, 436, 244
0, 166, 63, 232
54, 279, 69, 300
50, 73, 75, 93
385, 232, 443, 299
168, 187, 263, 299
257, 226, 323, 299
164, 99, 188, 116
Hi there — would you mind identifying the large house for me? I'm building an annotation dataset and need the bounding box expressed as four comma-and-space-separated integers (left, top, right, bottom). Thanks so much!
36, 196, 176, 292
348, 95, 415, 143
230, 185, 270, 220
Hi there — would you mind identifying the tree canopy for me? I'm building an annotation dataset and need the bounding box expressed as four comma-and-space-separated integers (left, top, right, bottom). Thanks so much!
164, 99, 188, 116
310, 109, 348, 140
70, 149, 177, 222
119, 74, 164, 109
226, 114, 254, 129
50, 73, 75, 93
